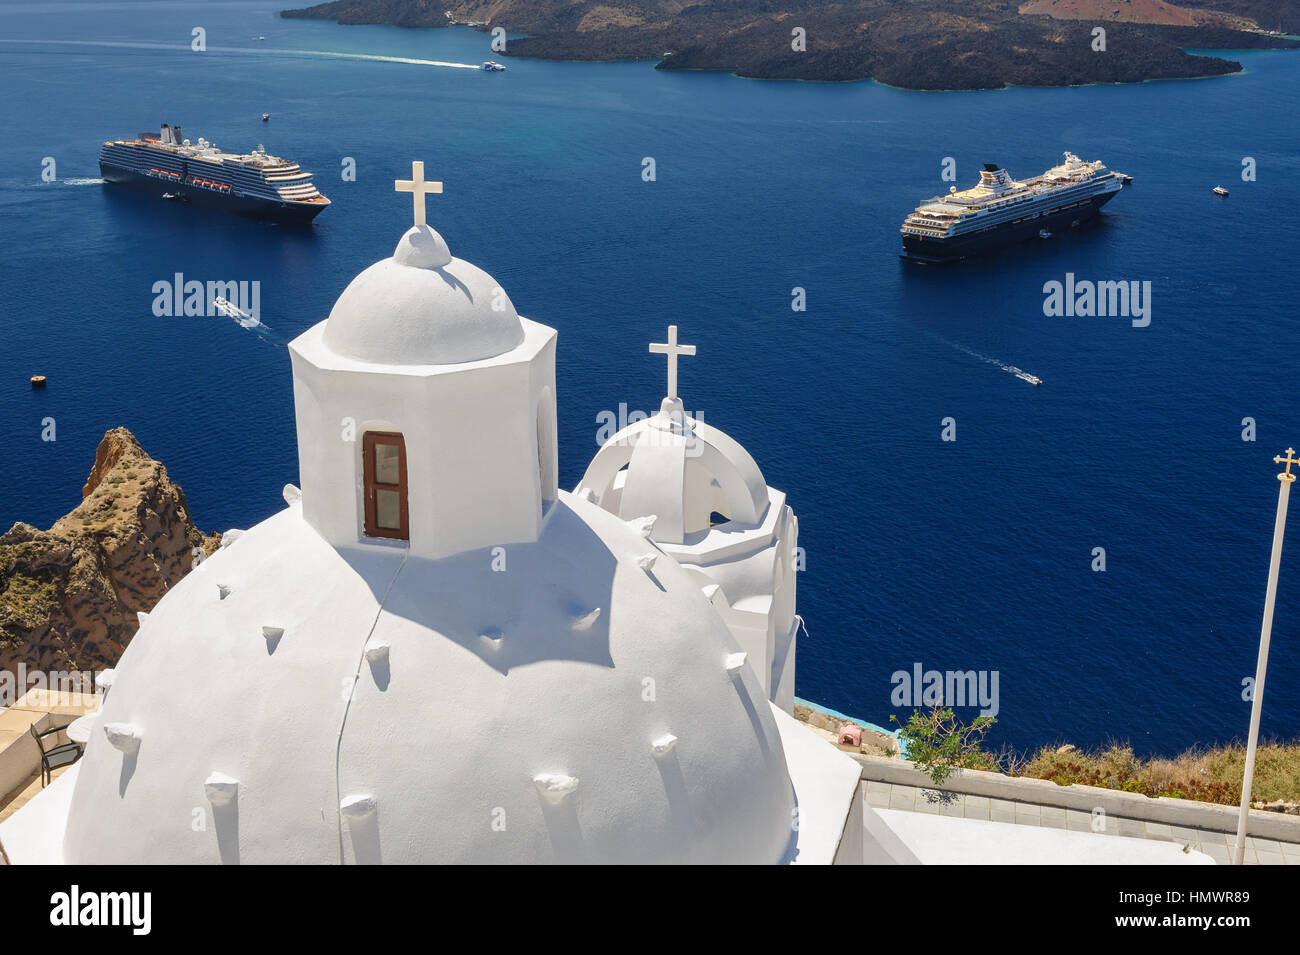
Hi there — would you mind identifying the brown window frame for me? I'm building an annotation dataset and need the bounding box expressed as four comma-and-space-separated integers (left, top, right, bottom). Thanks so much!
362, 431, 409, 541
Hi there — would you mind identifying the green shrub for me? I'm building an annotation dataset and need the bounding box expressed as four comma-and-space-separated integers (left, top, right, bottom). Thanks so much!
891, 707, 997, 788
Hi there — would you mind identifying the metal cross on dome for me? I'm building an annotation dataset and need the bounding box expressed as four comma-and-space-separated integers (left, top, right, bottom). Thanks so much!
394, 160, 443, 227
1276, 447, 1300, 484
649, 325, 696, 401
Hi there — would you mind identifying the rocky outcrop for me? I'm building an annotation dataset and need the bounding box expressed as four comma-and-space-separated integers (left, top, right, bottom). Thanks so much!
0, 429, 220, 675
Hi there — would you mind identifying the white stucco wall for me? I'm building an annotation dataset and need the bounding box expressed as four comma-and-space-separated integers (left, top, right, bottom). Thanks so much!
290, 318, 557, 561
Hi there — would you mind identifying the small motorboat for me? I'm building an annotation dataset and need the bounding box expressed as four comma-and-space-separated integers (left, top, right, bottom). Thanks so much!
481, 60, 506, 72
1213, 185, 1229, 196
1015, 372, 1042, 387
30, 375, 47, 388
213, 296, 243, 316
1038, 229, 1052, 239
261, 113, 270, 122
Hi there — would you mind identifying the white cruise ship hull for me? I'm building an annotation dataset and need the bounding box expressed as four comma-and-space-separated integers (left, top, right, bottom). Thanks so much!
900, 153, 1124, 263
901, 190, 1118, 263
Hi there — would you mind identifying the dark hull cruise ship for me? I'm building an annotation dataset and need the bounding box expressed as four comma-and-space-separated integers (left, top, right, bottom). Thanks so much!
900, 153, 1123, 263
99, 124, 330, 223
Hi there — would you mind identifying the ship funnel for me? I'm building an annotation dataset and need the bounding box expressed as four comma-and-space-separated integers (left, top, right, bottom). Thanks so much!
978, 164, 1013, 193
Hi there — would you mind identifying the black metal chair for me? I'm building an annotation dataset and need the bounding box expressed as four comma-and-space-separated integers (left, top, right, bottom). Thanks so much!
29, 721, 83, 787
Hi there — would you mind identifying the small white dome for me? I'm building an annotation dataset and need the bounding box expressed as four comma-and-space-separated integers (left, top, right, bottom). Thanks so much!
578, 398, 770, 544
322, 226, 525, 366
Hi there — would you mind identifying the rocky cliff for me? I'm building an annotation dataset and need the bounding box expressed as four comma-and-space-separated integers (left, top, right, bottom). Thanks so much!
0, 429, 220, 676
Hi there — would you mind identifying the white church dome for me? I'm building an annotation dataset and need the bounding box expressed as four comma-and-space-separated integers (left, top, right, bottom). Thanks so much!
58, 494, 799, 864
322, 225, 525, 366
579, 397, 771, 544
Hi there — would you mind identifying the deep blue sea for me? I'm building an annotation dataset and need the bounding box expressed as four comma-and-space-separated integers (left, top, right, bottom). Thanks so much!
2, 0, 1298, 756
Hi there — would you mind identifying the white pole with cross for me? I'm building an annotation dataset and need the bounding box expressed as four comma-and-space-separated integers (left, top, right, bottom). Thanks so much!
649, 325, 696, 401
394, 160, 443, 227
1232, 447, 1298, 864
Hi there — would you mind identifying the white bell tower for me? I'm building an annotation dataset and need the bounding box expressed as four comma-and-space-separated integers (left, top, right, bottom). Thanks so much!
576, 327, 801, 712
288, 162, 559, 560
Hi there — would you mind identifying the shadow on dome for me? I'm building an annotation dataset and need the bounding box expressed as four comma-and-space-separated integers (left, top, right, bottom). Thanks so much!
370, 501, 619, 675
345, 808, 382, 864
779, 790, 802, 863
655, 748, 695, 837
214, 800, 239, 865
118, 749, 139, 798
680, 516, 756, 547
432, 266, 472, 301
732, 667, 778, 770
537, 794, 586, 863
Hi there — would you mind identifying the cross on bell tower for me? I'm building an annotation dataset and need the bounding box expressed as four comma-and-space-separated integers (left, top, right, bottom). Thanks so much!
649, 325, 696, 401
1275, 448, 1300, 484
395, 160, 443, 227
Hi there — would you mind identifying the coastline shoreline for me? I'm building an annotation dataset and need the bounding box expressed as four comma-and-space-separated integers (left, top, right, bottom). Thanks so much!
279, 4, 1300, 92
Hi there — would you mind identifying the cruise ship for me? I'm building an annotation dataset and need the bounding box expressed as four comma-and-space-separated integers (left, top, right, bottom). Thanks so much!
99, 124, 330, 223
900, 153, 1124, 263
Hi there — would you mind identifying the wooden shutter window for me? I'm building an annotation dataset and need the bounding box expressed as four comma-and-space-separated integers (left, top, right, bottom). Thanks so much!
363, 431, 409, 541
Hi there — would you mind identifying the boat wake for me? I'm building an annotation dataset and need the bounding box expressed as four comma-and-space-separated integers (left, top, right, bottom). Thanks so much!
274, 48, 482, 70
59, 178, 105, 185
213, 298, 282, 345
213, 297, 259, 327
0, 39, 482, 70
929, 333, 1042, 387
